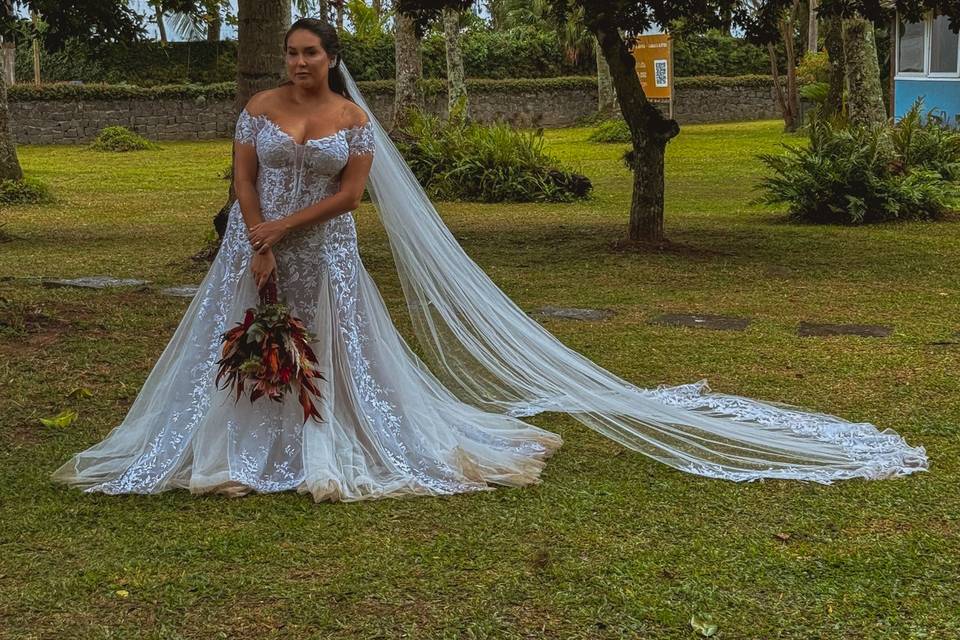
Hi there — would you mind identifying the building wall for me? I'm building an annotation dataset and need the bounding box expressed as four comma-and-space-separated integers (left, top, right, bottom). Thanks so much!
894, 80, 960, 125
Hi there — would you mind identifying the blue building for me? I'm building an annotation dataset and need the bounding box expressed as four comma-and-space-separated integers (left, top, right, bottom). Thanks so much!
894, 11, 960, 126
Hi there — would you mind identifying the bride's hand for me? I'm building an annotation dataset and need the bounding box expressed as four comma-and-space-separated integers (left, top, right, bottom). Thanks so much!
251, 248, 277, 290
248, 220, 290, 254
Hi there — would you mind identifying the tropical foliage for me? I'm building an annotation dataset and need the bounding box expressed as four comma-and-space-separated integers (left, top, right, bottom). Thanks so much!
393, 108, 591, 202
757, 102, 960, 224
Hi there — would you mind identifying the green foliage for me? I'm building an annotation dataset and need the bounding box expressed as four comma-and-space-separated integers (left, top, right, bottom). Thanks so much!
673, 30, 774, 77
15, 38, 236, 86
394, 110, 591, 203
890, 101, 960, 182
757, 102, 960, 224
588, 119, 631, 143
8, 80, 236, 102
90, 126, 156, 152
673, 74, 774, 89
796, 51, 830, 85
8, 75, 777, 103
26, 27, 777, 87
0, 177, 52, 205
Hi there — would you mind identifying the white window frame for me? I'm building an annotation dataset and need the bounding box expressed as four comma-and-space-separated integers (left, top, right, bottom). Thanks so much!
896, 12, 960, 80
928, 12, 960, 78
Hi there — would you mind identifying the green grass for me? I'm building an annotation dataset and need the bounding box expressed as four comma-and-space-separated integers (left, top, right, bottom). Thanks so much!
1, 120, 958, 639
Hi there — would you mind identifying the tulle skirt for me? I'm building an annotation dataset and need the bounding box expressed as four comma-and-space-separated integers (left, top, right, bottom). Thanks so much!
51, 203, 563, 502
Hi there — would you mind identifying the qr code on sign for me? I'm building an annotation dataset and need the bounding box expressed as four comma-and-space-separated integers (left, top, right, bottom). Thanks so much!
654, 59, 668, 87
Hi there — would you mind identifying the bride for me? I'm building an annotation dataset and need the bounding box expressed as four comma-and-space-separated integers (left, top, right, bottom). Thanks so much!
52, 18, 928, 502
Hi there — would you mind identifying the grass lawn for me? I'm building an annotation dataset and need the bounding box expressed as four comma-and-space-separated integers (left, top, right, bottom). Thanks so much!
1, 120, 958, 639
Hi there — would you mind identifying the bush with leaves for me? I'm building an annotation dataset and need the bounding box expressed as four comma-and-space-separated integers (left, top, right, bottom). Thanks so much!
588, 119, 631, 143
757, 102, 960, 224
90, 126, 155, 152
0, 177, 52, 205
393, 110, 591, 203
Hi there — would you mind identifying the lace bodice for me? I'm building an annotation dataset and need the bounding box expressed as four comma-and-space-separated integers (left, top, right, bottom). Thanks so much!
234, 108, 376, 218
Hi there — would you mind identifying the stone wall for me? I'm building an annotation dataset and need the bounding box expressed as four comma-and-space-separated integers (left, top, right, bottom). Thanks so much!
7, 78, 782, 145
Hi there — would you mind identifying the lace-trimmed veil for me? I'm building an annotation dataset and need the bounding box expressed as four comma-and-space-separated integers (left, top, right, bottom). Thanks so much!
337, 62, 928, 484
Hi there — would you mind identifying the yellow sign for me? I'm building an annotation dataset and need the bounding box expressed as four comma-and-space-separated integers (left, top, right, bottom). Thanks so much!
631, 34, 673, 101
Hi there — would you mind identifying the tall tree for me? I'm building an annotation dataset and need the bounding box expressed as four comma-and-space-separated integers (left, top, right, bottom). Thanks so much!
0, 64, 22, 182
214, 0, 290, 239
443, 5, 468, 121
822, 15, 845, 117
767, 0, 801, 131
393, 9, 423, 129
595, 37, 616, 117
5, 1, 143, 51
841, 14, 886, 125
807, 0, 818, 51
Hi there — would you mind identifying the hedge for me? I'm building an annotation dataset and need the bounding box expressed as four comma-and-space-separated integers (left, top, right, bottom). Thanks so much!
17, 30, 775, 87
8, 75, 775, 102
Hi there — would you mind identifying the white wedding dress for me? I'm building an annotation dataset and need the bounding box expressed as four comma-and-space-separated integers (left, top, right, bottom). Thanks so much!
52, 65, 928, 502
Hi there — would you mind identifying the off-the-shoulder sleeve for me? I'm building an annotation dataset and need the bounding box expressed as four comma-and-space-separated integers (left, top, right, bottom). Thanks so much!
346, 120, 376, 158
234, 108, 262, 146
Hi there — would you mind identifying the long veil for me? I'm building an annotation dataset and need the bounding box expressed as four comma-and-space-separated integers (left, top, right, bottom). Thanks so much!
338, 63, 928, 484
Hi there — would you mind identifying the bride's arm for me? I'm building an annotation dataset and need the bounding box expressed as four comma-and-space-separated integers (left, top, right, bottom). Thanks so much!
248, 120, 374, 251
234, 123, 266, 240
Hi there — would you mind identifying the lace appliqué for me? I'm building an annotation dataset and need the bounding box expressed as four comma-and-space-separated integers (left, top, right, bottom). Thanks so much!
346, 121, 375, 157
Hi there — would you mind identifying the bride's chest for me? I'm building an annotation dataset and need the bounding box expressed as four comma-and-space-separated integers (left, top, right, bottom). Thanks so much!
255, 128, 350, 175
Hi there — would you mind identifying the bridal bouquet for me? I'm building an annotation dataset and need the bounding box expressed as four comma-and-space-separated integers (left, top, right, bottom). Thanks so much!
215, 275, 324, 423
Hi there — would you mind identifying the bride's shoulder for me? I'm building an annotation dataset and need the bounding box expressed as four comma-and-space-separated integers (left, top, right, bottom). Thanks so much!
242, 89, 282, 117
337, 98, 369, 129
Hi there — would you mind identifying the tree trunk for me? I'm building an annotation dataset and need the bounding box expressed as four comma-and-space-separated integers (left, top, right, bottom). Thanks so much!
807, 0, 819, 52
317, 0, 330, 23
593, 21, 679, 243
206, 3, 221, 42
843, 14, 887, 127
372, 0, 382, 18
768, 2, 800, 131
213, 0, 290, 241
823, 16, 845, 118
595, 38, 616, 118
0, 69, 23, 182
336, 0, 344, 31
155, 5, 168, 44
1, 42, 14, 86
443, 6, 468, 122
393, 10, 423, 130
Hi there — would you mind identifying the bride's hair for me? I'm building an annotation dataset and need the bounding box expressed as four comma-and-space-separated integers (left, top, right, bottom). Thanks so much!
281, 18, 352, 101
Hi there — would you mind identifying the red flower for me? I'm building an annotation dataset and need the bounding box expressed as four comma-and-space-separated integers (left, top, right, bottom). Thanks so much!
214, 274, 325, 423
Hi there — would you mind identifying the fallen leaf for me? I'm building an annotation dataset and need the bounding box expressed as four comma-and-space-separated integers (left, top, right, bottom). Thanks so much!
67, 387, 93, 399
691, 614, 718, 637
115, 590, 129, 598
39, 409, 78, 428
774, 532, 791, 541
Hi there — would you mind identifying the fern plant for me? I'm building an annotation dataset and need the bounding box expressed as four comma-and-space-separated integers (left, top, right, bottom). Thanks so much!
757, 100, 960, 224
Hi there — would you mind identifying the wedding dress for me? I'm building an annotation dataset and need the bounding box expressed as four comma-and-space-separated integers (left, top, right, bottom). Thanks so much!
51, 64, 928, 502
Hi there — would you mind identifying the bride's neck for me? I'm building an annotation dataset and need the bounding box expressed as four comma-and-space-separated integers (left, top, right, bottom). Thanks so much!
289, 83, 337, 106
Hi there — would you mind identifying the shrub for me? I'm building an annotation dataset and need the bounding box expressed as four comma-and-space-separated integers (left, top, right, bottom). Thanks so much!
673, 30, 774, 77
588, 119, 631, 143
90, 126, 155, 152
394, 110, 591, 203
0, 177, 53, 205
757, 101, 960, 224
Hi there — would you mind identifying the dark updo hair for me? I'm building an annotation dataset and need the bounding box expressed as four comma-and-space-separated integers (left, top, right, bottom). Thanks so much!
282, 18, 351, 100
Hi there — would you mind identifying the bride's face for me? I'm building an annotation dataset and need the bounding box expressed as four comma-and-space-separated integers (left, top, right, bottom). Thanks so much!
285, 29, 334, 89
